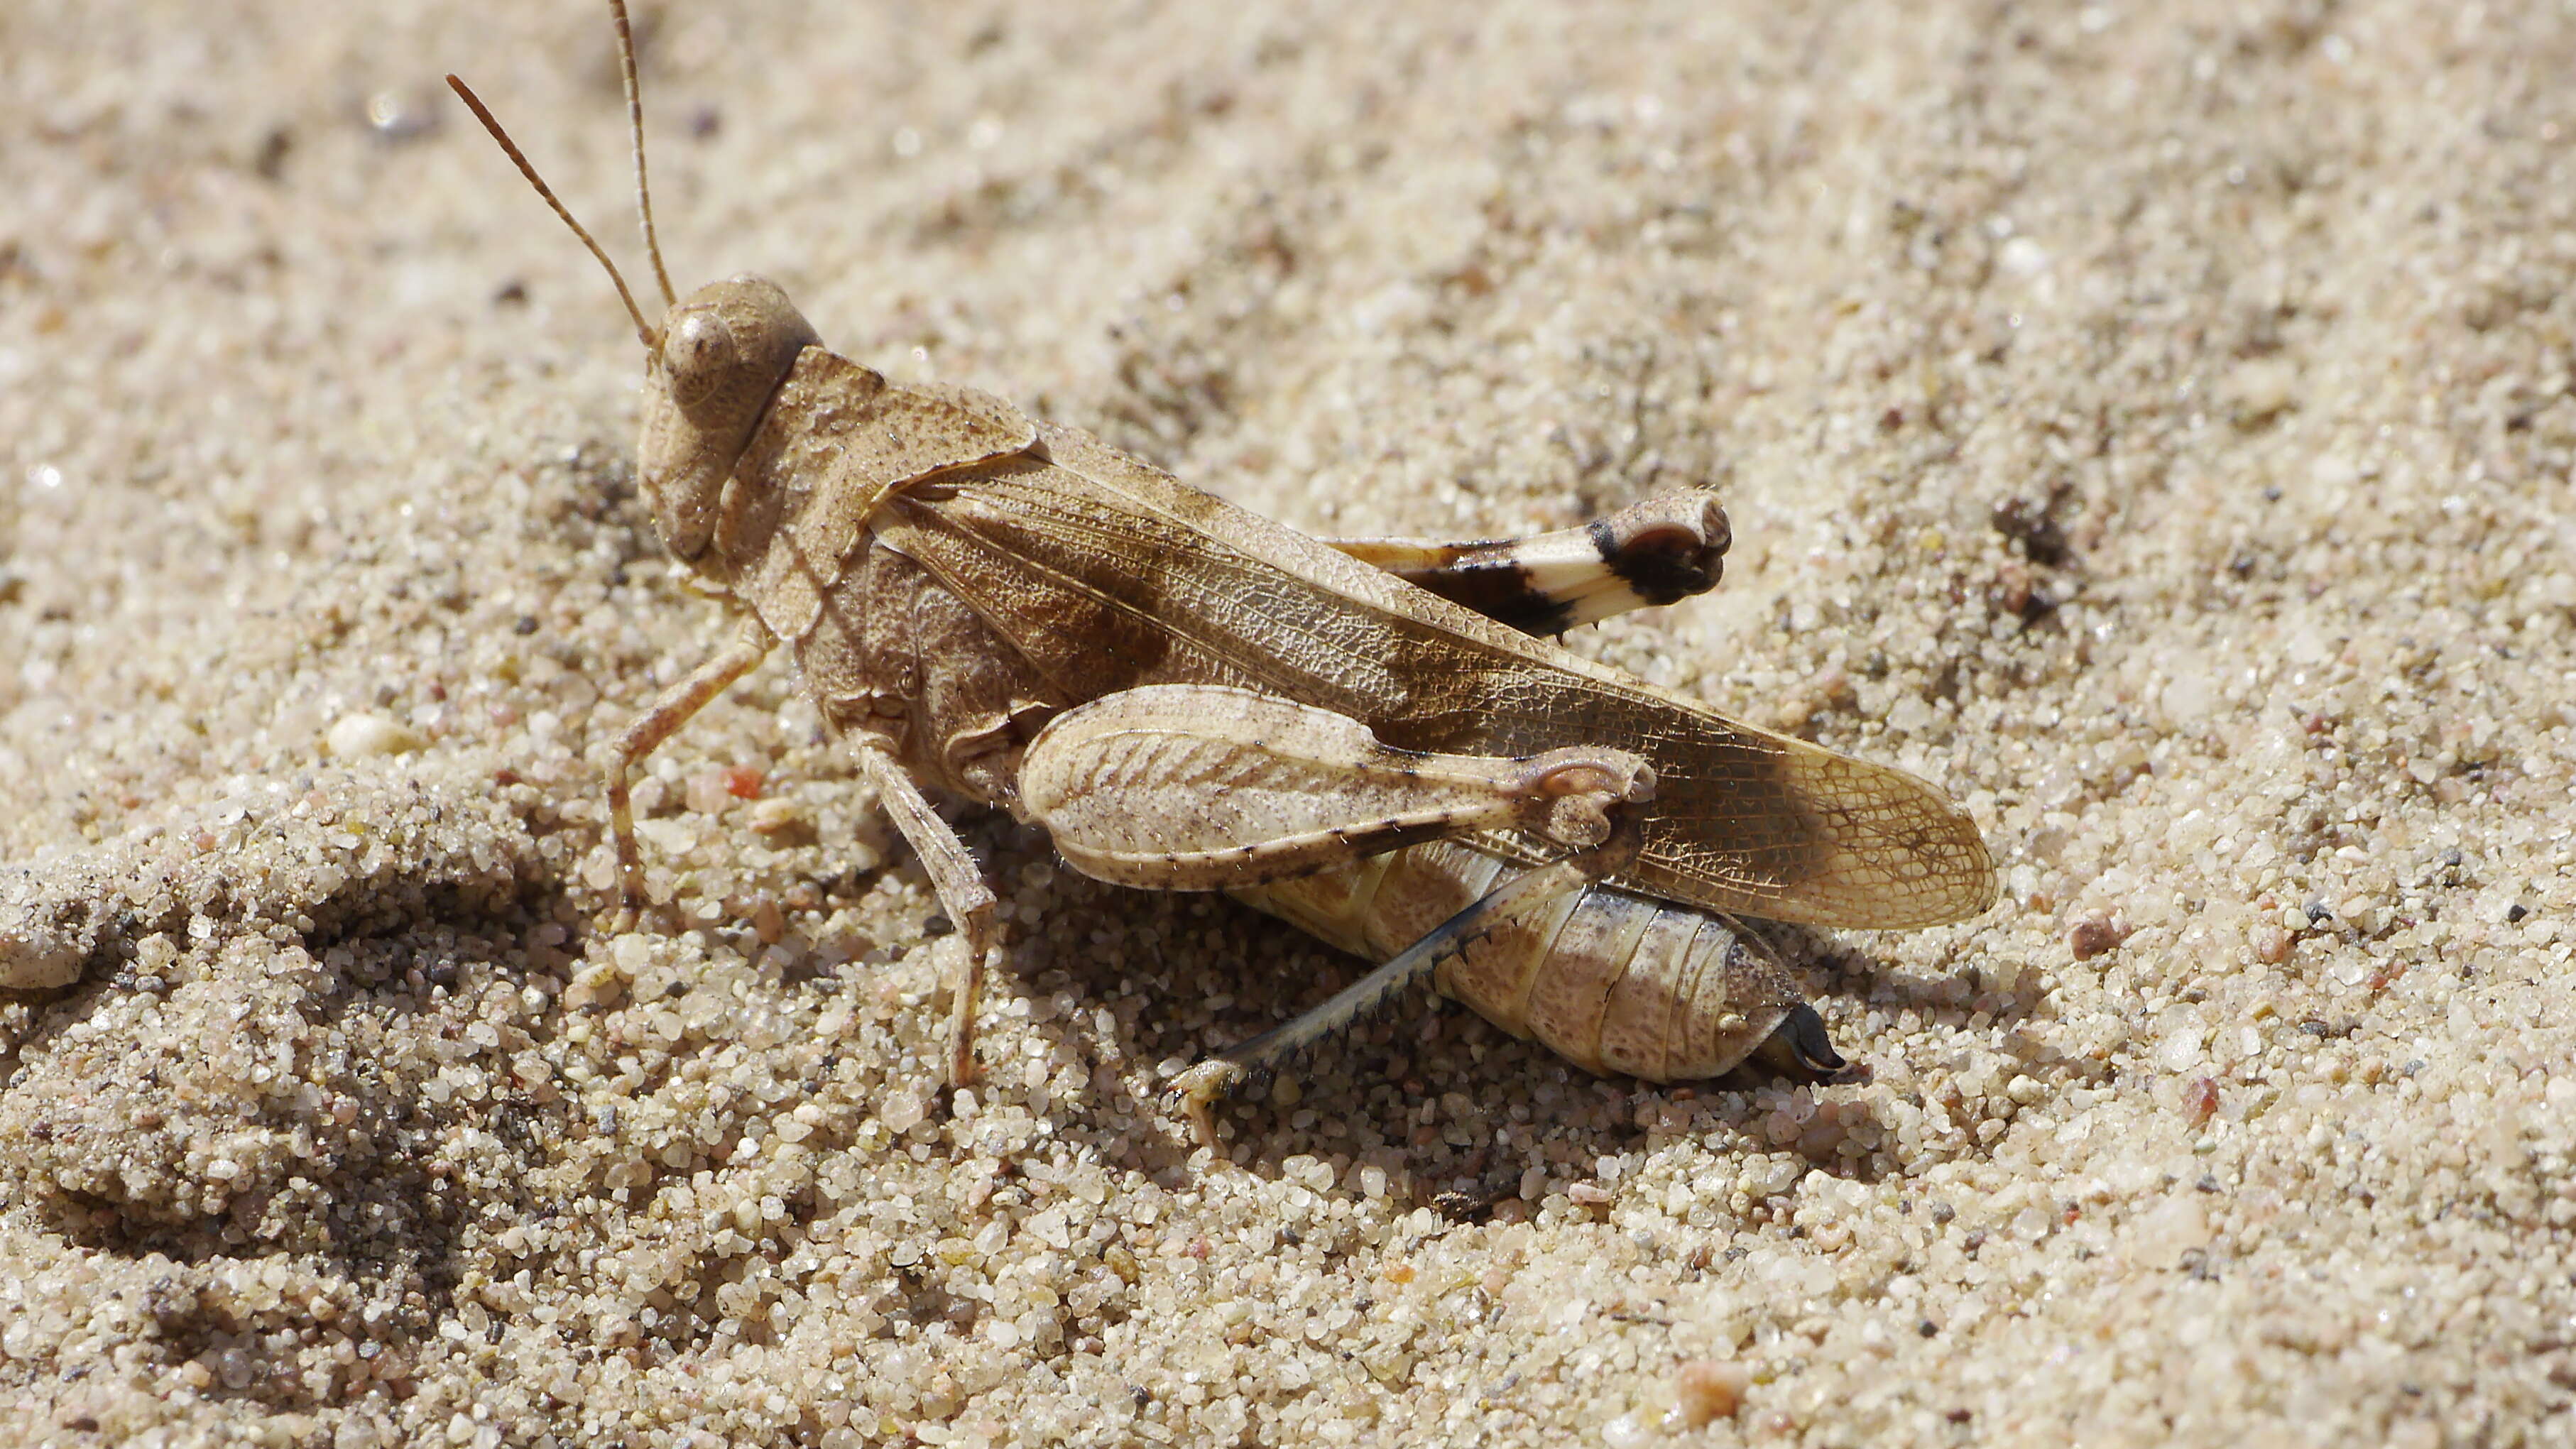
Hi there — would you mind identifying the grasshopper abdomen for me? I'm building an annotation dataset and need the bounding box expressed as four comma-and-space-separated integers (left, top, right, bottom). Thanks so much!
1235, 841, 1838, 1086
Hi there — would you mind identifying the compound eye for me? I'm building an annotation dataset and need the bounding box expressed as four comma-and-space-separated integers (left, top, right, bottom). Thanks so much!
662, 311, 736, 403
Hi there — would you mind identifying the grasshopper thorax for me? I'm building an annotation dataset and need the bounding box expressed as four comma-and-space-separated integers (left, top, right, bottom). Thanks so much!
636, 275, 819, 569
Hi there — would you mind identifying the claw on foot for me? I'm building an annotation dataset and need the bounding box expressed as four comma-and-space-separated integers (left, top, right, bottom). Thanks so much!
1169, 1059, 1248, 1150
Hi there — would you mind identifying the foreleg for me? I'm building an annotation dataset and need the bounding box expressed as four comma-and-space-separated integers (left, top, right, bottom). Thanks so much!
605, 617, 773, 929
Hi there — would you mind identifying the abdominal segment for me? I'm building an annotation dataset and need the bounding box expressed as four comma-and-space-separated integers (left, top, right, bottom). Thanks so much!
1230, 840, 1815, 1083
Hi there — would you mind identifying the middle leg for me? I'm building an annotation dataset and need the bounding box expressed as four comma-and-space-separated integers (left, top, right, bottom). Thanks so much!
851, 741, 999, 1092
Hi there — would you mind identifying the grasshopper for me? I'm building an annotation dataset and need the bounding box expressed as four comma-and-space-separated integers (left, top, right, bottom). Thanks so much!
447, 2, 1996, 1143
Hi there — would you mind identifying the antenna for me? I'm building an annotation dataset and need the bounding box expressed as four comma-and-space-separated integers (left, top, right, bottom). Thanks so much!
610, 0, 678, 309
445, 72, 662, 352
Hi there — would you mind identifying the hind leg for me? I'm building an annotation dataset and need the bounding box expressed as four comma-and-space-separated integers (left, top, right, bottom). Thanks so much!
1326, 491, 1730, 635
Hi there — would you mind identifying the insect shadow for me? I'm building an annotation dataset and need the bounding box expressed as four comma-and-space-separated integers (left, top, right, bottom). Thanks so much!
993, 824, 1870, 1202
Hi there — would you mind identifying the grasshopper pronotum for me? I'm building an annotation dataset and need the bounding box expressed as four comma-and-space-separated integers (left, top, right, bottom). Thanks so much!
449, 3, 1996, 1144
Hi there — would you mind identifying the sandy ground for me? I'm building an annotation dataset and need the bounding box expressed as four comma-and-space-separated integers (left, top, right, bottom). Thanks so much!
4, 1, 2575, 1445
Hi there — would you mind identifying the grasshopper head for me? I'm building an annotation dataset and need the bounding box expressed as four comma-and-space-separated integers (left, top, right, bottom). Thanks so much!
635, 275, 820, 569
444, 11, 822, 578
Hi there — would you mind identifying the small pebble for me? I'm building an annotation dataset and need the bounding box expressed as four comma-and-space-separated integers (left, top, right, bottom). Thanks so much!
685, 770, 736, 816
1672, 1359, 1750, 1427
2183, 1076, 2222, 1127
325, 713, 425, 760
748, 798, 812, 841
2068, 914, 2132, 961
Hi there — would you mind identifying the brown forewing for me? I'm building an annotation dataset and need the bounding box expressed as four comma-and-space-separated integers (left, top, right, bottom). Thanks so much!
866, 410, 1994, 930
